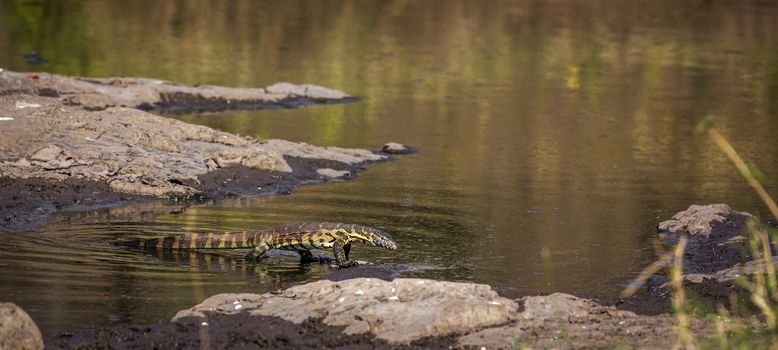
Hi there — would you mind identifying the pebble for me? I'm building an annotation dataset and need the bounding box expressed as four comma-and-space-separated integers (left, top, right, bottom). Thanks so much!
381, 142, 417, 155
15, 101, 41, 109
316, 168, 350, 178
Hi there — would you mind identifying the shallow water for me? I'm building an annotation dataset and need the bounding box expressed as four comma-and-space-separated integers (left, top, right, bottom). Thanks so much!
2, 0, 778, 334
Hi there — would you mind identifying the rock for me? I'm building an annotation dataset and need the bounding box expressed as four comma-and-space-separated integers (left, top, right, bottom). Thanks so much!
684, 256, 778, 285
459, 293, 671, 350
63, 93, 116, 111
214, 149, 291, 173
0, 71, 402, 230
29, 144, 79, 170
0, 70, 356, 112
172, 293, 266, 319
0, 97, 384, 198
30, 144, 66, 162
0, 302, 43, 350
657, 203, 754, 238
381, 142, 417, 155
14, 101, 41, 110
56, 279, 719, 349
173, 278, 518, 344
652, 204, 778, 301
654, 204, 757, 275
456, 323, 525, 350
264, 139, 384, 165
316, 168, 350, 178
265, 82, 350, 100
520, 293, 635, 323
23, 52, 47, 65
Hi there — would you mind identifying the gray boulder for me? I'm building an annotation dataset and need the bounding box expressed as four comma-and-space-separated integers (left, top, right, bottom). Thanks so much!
173, 278, 518, 344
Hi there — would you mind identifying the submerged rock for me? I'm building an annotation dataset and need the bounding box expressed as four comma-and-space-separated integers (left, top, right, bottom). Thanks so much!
0, 302, 43, 350
23, 52, 47, 65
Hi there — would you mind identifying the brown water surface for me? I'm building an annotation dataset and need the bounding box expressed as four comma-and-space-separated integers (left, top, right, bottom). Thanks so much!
1, 0, 778, 334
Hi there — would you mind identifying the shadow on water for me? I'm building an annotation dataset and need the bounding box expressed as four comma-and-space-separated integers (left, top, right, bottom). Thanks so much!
1, 0, 778, 334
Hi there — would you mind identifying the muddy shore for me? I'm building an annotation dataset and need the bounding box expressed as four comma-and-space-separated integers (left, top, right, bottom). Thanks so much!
1, 71, 775, 348
37, 204, 778, 349
0, 70, 389, 231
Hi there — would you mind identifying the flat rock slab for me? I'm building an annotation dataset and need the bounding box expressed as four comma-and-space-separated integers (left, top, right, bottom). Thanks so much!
0, 70, 356, 112
172, 278, 518, 344
0, 96, 382, 198
0, 71, 390, 230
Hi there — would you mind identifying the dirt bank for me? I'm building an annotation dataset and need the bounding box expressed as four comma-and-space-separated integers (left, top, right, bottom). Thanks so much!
0, 70, 393, 231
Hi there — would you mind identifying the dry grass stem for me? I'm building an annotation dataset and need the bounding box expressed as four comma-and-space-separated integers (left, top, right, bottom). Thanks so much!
670, 236, 696, 350
620, 252, 672, 298
708, 128, 778, 221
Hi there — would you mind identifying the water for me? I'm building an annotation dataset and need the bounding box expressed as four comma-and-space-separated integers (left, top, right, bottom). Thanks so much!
1, 0, 778, 335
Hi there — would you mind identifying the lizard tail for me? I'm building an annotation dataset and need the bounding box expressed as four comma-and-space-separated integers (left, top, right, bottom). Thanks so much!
118, 231, 259, 250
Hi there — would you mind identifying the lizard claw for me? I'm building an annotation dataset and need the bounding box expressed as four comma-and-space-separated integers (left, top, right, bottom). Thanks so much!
331, 261, 356, 269
243, 252, 257, 263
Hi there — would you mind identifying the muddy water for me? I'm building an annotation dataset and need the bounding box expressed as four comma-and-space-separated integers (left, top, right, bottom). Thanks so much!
2, 0, 778, 334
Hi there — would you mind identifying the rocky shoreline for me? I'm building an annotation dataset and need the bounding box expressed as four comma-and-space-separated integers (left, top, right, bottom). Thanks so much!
0, 70, 391, 231
28, 204, 775, 349
1, 71, 776, 349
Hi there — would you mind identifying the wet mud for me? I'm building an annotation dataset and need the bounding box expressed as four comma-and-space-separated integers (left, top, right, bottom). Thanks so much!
0, 177, 144, 232
0, 156, 371, 232
46, 313, 457, 350
29, 204, 778, 349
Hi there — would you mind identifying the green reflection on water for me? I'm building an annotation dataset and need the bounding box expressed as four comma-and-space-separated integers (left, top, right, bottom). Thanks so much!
1, 0, 778, 335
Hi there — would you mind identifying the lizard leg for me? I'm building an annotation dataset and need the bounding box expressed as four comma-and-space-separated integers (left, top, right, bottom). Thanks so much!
298, 249, 314, 263
244, 243, 270, 262
333, 242, 357, 268
344, 242, 351, 260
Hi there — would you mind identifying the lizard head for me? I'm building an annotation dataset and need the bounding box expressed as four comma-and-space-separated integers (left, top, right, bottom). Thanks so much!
341, 224, 398, 250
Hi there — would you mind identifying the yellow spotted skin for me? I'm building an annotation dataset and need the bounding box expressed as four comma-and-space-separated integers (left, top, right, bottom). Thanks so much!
124, 222, 398, 268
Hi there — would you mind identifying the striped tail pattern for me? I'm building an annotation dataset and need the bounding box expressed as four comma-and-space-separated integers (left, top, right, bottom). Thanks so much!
121, 231, 262, 250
